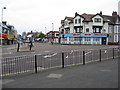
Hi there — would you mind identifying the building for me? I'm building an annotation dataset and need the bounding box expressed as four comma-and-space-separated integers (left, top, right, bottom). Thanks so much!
104, 12, 120, 44
59, 12, 120, 45
46, 31, 59, 43
0, 21, 17, 45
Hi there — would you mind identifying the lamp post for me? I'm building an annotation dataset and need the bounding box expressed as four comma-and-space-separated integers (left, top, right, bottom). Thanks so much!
0, 7, 6, 45
52, 23, 54, 44
45, 27, 46, 34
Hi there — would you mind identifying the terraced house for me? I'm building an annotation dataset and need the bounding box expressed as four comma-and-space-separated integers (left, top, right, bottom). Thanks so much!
59, 11, 120, 45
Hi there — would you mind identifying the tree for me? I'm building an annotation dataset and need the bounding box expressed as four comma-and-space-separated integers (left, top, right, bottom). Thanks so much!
38, 33, 46, 38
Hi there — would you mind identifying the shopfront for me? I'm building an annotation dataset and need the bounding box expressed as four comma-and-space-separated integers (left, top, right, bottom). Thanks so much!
60, 33, 108, 45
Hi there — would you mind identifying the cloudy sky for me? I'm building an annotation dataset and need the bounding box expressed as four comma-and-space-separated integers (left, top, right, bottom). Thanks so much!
0, 0, 119, 35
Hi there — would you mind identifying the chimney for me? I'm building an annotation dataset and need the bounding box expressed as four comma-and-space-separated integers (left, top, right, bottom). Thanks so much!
2, 21, 7, 25
100, 11, 102, 15
112, 11, 117, 16
75, 12, 78, 16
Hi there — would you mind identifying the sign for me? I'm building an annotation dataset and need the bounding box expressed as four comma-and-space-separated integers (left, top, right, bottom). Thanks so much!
84, 34, 92, 36
73, 34, 80, 36
7, 34, 14, 39
59, 33, 108, 38
0, 33, 7, 38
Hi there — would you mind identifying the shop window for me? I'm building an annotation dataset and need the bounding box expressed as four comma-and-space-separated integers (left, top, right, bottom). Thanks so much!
85, 38, 91, 41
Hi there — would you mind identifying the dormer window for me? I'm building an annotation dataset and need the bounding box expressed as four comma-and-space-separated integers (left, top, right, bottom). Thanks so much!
75, 19, 77, 24
74, 19, 81, 24
78, 19, 81, 23
94, 18, 101, 23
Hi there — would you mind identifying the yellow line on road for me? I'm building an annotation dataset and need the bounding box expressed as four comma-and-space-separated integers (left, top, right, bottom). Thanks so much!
0, 70, 32, 77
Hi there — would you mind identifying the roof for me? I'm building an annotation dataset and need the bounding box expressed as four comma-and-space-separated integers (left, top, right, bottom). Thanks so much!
61, 12, 120, 24
64, 16, 73, 21
81, 13, 95, 21
103, 15, 120, 24
47, 31, 59, 34
61, 20, 64, 23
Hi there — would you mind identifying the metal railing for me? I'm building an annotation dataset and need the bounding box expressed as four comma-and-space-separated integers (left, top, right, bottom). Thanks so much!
1, 47, 120, 77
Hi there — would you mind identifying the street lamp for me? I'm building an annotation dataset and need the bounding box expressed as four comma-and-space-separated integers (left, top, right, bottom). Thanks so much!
52, 23, 54, 44
0, 7, 6, 45
45, 27, 46, 34
1, 7, 6, 22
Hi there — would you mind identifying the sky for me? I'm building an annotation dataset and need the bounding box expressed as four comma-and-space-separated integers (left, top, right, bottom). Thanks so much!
0, 0, 119, 35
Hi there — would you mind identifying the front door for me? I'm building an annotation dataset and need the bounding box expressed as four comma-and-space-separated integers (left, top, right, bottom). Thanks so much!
102, 37, 106, 45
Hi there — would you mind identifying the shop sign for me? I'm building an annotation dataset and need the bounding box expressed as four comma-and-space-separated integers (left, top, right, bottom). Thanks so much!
7, 34, 14, 39
0, 33, 7, 38
73, 34, 80, 37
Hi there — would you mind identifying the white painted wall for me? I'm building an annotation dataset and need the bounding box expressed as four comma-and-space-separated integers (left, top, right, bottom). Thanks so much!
102, 22, 108, 33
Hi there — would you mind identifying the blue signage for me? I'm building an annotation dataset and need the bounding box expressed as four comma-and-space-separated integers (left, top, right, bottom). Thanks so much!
59, 33, 108, 38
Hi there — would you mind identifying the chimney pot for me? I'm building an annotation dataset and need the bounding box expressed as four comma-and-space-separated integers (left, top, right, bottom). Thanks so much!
112, 11, 117, 16
75, 12, 78, 16
2, 21, 7, 25
100, 11, 102, 15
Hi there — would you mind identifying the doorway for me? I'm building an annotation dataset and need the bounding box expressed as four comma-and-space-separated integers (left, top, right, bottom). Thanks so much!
102, 37, 106, 45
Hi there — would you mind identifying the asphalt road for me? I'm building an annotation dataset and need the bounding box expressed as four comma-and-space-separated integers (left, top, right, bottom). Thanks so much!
1, 43, 120, 76
2, 42, 119, 58
2, 58, 118, 88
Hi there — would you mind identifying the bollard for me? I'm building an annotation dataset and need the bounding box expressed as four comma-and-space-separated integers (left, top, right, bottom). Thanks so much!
113, 48, 114, 59
35, 55, 37, 73
62, 52, 64, 68
17, 43, 20, 52
29, 42, 32, 51
83, 51, 85, 65
100, 49, 101, 62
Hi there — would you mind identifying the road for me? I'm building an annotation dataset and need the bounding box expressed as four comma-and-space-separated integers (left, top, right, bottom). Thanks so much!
1, 42, 120, 76
2, 58, 118, 88
2, 42, 119, 57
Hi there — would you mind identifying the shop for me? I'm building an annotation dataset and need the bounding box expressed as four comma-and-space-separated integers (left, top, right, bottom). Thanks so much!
60, 33, 108, 45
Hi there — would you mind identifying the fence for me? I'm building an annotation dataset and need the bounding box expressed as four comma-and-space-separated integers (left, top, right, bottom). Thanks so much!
1, 47, 120, 77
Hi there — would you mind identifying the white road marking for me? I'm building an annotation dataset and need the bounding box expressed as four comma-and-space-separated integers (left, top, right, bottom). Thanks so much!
44, 51, 51, 52
104, 50, 107, 53
85, 51, 92, 55
44, 53, 57, 58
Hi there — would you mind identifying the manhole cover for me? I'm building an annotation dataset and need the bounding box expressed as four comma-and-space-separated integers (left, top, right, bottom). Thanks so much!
47, 74, 63, 79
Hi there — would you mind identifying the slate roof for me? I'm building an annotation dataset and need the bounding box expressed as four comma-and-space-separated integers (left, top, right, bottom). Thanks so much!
61, 12, 120, 25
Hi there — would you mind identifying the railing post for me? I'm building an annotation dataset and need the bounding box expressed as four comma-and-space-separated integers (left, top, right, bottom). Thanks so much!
83, 51, 85, 65
100, 49, 101, 62
62, 52, 64, 68
113, 48, 114, 59
35, 55, 37, 73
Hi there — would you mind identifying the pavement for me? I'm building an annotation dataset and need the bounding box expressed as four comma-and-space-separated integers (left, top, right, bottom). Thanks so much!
2, 58, 118, 88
